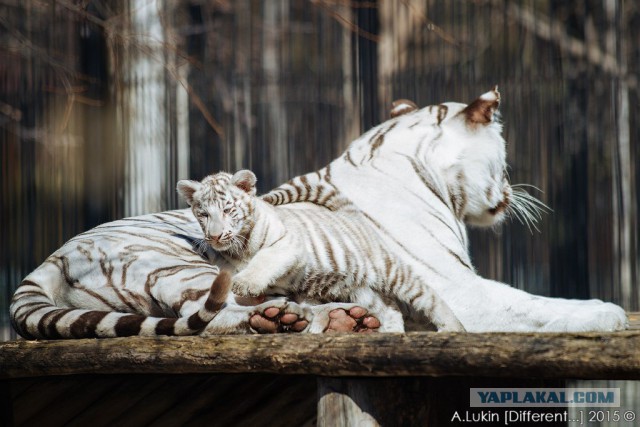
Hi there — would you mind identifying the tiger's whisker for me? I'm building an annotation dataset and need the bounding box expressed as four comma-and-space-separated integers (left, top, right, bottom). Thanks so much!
506, 186, 551, 233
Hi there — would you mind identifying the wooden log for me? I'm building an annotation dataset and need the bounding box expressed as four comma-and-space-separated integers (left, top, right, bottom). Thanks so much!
317, 378, 379, 426
1, 331, 639, 380
316, 377, 568, 427
317, 377, 425, 427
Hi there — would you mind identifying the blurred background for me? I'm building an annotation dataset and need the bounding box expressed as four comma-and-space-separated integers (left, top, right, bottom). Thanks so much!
1, 0, 639, 421
0, 0, 638, 402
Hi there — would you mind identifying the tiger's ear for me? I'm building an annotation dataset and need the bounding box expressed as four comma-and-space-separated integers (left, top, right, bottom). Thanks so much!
177, 180, 201, 205
390, 99, 418, 118
232, 170, 257, 196
462, 86, 500, 125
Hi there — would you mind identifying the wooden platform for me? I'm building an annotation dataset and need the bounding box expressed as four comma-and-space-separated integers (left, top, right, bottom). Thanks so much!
1, 313, 639, 426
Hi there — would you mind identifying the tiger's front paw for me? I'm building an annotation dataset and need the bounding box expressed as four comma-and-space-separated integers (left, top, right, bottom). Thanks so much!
231, 274, 267, 298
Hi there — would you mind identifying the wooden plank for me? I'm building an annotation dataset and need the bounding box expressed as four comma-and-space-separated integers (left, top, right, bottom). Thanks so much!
316, 377, 567, 427
3, 374, 317, 427
1, 330, 639, 380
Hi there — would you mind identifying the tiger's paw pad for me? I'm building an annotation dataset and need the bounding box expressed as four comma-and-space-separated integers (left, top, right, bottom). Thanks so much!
249, 306, 309, 334
325, 307, 380, 333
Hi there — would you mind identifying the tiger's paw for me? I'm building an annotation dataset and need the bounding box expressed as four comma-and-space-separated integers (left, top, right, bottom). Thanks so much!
541, 301, 628, 332
231, 279, 264, 298
326, 307, 381, 333
249, 301, 310, 334
306, 304, 381, 333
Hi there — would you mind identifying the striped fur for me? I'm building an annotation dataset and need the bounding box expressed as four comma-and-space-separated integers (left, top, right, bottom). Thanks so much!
12, 273, 229, 339
260, 166, 351, 211
10, 88, 628, 338
10, 212, 232, 339
390, 99, 418, 118
260, 87, 627, 332
9, 210, 375, 339
178, 171, 464, 332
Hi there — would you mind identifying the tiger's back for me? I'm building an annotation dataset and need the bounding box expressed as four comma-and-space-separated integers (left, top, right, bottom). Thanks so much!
263, 88, 628, 332
11, 210, 230, 339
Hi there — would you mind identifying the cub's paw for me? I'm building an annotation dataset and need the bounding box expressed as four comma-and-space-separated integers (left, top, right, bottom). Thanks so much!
249, 300, 311, 334
231, 275, 266, 298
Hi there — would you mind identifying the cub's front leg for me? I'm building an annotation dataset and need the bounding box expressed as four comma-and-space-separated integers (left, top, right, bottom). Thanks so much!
232, 240, 302, 297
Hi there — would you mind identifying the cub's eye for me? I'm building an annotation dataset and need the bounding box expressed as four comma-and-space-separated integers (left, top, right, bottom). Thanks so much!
223, 207, 232, 215
197, 211, 208, 218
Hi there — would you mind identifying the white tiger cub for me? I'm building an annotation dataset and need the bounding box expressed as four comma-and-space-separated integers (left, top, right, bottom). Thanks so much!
177, 171, 465, 333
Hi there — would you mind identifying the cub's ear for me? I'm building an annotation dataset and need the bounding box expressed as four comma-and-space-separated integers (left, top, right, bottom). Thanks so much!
232, 170, 257, 196
177, 180, 201, 205
390, 99, 418, 118
462, 86, 500, 125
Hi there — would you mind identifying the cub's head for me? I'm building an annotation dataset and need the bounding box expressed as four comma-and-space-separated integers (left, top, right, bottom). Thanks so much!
177, 170, 257, 251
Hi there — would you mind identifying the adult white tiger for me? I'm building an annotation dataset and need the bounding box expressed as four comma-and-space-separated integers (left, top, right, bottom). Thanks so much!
263, 87, 628, 332
10, 88, 627, 339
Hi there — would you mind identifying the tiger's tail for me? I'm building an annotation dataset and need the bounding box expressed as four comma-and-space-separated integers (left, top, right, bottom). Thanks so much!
261, 167, 351, 211
10, 271, 231, 339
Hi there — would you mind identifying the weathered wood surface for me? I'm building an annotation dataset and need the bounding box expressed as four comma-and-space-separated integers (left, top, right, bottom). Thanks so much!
2, 330, 639, 380
2, 374, 317, 427
317, 377, 429, 427
316, 377, 568, 427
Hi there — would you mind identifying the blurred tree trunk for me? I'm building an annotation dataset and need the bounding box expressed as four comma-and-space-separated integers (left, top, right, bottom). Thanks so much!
81, 3, 118, 226
607, 0, 637, 309
548, 0, 589, 300
629, 1, 640, 311
378, 0, 426, 111
232, 0, 253, 173
354, 0, 378, 129
116, 0, 170, 216
339, 2, 361, 147
262, 1, 289, 185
